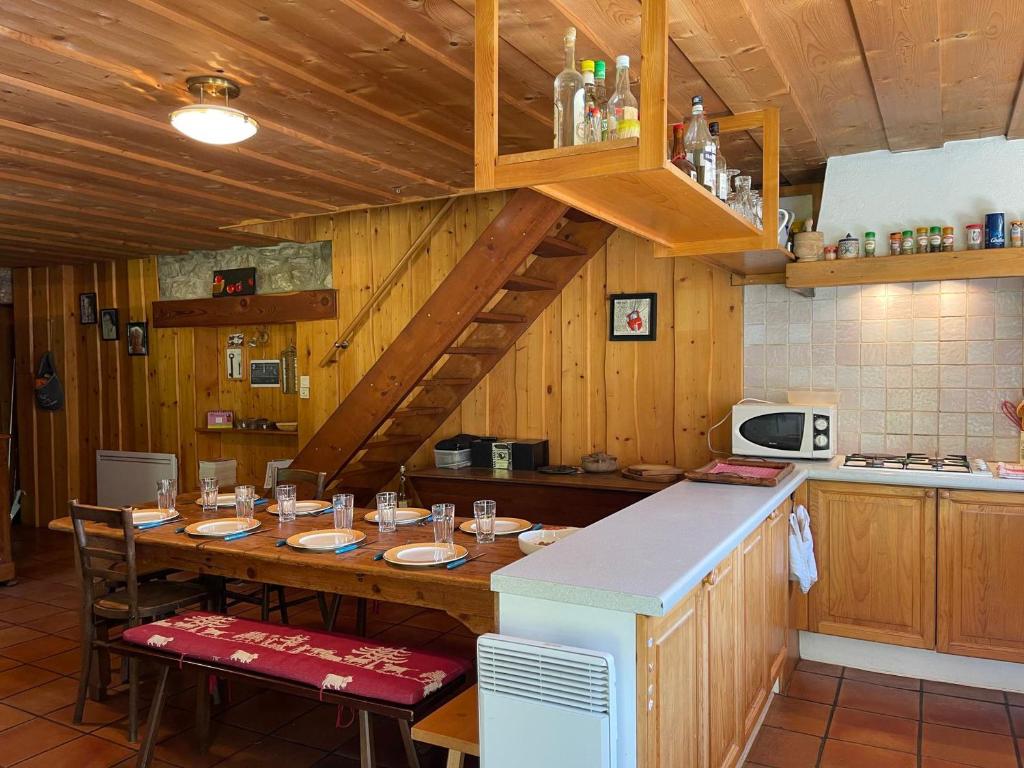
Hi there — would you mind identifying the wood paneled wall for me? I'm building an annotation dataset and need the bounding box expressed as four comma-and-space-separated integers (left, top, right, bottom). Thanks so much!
14, 193, 742, 525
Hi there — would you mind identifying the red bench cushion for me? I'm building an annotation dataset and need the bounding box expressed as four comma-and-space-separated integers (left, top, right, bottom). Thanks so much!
122, 612, 470, 705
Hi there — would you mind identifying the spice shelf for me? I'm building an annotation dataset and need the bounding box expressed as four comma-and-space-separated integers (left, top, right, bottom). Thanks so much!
195, 427, 298, 438
785, 248, 1024, 288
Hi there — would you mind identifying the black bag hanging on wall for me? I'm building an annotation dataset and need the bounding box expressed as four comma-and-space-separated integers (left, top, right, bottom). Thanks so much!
33, 352, 63, 411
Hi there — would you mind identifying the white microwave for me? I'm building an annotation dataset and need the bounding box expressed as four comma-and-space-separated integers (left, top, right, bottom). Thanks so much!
732, 402, 836, 460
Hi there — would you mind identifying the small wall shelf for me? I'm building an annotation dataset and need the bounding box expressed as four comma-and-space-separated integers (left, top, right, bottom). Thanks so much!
195, 428, 298, 438
153, 289, 337, 328
786, 248, 1024, 288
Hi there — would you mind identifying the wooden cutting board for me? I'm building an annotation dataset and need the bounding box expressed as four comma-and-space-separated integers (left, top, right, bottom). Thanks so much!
622, 464, 684, 483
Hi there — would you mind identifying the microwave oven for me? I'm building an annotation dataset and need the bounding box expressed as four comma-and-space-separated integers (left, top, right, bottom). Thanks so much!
731, 402, 836, 460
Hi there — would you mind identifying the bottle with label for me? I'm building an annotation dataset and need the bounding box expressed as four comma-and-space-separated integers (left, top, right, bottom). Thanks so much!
710, 122, 728, 201
578, 61, 600, 144
915, 227, 929, 254
670, 123, 697, 179
684, 96, 716, 193
864, 231, 876, 257
928, 226, 942, 253
901, 230, 915, 255
607, 55, 638, 139
941, 226, 955, 251
594, 60, 609, 141
553, 28, 584, 148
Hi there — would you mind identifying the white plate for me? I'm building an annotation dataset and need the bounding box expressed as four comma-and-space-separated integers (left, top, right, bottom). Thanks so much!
363, 507, 430, 525
268, 500, 331, 517
286, 528, 366, 552
195, 493, 264, 508
184, 518, 261, 537
458, 517, 532, 536
132, 508, 179, 526
382, 542, 468, 567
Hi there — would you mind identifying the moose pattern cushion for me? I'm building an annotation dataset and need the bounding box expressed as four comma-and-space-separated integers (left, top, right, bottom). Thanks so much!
122, 612, 470, 705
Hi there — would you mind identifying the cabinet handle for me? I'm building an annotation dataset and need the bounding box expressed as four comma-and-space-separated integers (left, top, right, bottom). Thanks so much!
925, 490, 935, 498
768, 508, 781, 521
703, 569, 719, 587
939, 490, 950, 499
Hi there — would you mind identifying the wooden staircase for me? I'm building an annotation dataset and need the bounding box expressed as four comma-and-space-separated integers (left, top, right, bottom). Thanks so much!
290, 188, 616, 503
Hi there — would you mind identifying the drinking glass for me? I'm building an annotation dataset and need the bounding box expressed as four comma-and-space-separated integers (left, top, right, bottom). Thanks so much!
332, 493, 354, 530
473, 499, 496, 544
234, 485, 255, 521
156, 478, 177, 513
431, 503, 455, 547
376, 491, 397, 533
276, 484, 297, 523
199, 477, 219, 513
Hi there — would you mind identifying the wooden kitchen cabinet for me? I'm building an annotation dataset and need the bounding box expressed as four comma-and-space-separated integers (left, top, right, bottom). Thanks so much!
808, 481, 936, 649
938, 490, 1024, 663
739, 525, 768, 739
706, 548, 743, 768
766, 500, 791, 686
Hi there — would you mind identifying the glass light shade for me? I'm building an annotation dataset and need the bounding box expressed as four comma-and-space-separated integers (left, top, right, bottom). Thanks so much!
169, 104, 258, 145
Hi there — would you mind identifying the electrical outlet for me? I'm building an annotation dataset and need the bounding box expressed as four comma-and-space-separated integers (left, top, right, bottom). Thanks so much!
299, 375, 310, 400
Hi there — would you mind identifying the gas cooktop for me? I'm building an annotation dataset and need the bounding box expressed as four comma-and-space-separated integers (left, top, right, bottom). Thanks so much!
841, 453, 991, 474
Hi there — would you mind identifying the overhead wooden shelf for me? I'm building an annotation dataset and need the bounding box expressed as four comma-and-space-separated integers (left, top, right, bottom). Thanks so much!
195, 427, 298, 438
153, 289, 337, 328
786, 249, 1024, 288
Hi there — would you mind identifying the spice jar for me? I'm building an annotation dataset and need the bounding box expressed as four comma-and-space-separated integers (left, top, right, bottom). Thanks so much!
941, 226, 955, 252
966, 224, 983, 250
901, 230, 915, 255
823, 245, 838, 261
928, 226, 942, 253
916, 227, 929, 254
838, 233, 860, 259
889, 232, 902, 256
864, 231, 876, 257
1011, 220, 1024, 248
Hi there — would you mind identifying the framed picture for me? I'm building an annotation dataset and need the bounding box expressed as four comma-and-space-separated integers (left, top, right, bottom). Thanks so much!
79, 292, 97, 325
126, 322, 148, 356
609, 292, 658, 342
99, 309, 119, 341
213, 267, 256, 298
249, 359, 281, 388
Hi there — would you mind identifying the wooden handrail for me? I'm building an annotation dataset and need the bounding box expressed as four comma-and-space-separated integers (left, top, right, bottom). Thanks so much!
319, 197, 457, 367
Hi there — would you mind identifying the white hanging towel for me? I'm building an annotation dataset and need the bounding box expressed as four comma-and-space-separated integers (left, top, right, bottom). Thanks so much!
788, 503, 818, 594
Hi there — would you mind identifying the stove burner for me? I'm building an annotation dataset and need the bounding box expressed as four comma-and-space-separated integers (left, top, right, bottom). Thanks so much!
842, 453, 974, 473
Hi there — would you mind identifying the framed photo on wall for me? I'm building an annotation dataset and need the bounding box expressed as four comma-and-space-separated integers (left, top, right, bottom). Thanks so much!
79, 292, 97, 325
99, 309, 119, 341
608, 292, 657, 342
127, 322, 148, 356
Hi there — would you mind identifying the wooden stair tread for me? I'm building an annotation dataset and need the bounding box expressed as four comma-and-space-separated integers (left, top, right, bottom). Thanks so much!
391, 406, 447, 418
446, 346, 504, 356
365, 434, 422, 448
533, 236, 587, 258
473, 311, 527, 324
503, 275, 556, 292
338, 461, 394, 477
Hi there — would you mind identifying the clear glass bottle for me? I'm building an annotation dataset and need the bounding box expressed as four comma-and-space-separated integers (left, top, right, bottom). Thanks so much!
594, 60, 609, 140
578, 61, 600, 144
709, 122, 728, 201
730, 175, 757, 225
607, 55, 638, 139
684, 96, 716, 193
670, 123, 697, 179
553, 28, 584, 148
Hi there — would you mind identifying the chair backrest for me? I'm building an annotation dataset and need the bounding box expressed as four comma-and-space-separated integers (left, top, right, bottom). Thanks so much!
70, 500, 140, 623
271, 466, 327, 500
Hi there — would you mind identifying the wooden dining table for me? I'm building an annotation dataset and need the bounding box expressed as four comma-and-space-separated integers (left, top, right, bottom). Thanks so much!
49, 494, 530, 634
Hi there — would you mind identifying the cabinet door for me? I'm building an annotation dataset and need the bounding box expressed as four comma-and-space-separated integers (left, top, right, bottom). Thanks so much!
739, 524, 768, 739
809, 481, 936, 649
637, 587, 705, 768
767, 500, 790, 685
938, 490, 1024, 663
706, 549, 742, 768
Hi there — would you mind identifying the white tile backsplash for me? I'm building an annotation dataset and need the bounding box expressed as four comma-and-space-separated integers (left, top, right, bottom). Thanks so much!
744, 279, 1024, 460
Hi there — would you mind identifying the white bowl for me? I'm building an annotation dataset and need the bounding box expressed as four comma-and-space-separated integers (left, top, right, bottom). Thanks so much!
518, 527, 579, 555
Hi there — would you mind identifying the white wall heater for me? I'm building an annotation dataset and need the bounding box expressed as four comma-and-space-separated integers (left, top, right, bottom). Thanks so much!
478, 633, 616, 768
96, 450, 177, 507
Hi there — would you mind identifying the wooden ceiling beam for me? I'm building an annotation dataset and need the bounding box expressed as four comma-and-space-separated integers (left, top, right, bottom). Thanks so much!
0, 238, 122, 263
0, 220, 171, 256
848, 0, 943, 152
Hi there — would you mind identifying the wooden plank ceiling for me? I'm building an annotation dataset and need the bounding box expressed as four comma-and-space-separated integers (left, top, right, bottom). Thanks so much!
0, 0, 1022, 266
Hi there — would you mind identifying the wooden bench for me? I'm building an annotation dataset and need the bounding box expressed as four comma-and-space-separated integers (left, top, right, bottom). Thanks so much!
411, 685, 479, 768
112, 611, 471, 768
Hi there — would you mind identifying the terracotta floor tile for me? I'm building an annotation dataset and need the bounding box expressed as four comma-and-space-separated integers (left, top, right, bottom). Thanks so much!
3, 676, 80, 715
423, 632, 478, 659
1010, 706, 1023, 733
112, 759, 176, 768
796, 659, 843, 677
94, 704, 192, 748
828, 706, 919, 754
921, 723, 1018, 768
399, 609, 461, 633
786, 670, 839, 705
923, 681, 1006, 703
1006, 691, 1024, 707
0, 625, 45, 649
819, 739, 917, 768
921, 759, 989, 768
0, 665, 60, 697
32, 647, 82, 676
0, 602, 65, 625
764, 695, 832, 737
837, 680, 920, 720
923, 693, 1011, 735
211, 734, 326, 768
0, 717, 80, 764
843, 667, 921, 691
12, 733, 134, 768
746, 725, 821, 768
218, 690, 317, 733
47, 693, 131, 733
0, 633, 76, 663
271, 704, 352, 752
20, 610, 79, 635
368, 623, 443, 648
0, 701, 34, 732
154, 723, 262, 768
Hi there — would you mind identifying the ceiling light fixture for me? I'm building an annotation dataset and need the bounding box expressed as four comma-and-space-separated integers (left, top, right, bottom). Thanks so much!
170, 76, 258, 145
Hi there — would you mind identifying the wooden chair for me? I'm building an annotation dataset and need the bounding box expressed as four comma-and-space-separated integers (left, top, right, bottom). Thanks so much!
70, 500, 209, 743
411, 685, 479, 768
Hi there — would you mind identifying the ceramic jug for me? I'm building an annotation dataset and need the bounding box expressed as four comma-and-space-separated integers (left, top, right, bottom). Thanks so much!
777, 208, 795, 248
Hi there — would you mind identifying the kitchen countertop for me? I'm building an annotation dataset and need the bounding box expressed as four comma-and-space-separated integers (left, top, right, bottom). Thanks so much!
491, 456, 1024, 617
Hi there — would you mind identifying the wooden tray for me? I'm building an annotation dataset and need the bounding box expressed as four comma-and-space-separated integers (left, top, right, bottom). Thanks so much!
621, 464, 684, 484
684, 457, 794, 487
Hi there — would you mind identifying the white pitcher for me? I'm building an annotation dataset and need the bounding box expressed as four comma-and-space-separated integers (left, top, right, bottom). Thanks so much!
777, 208, 795, 248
